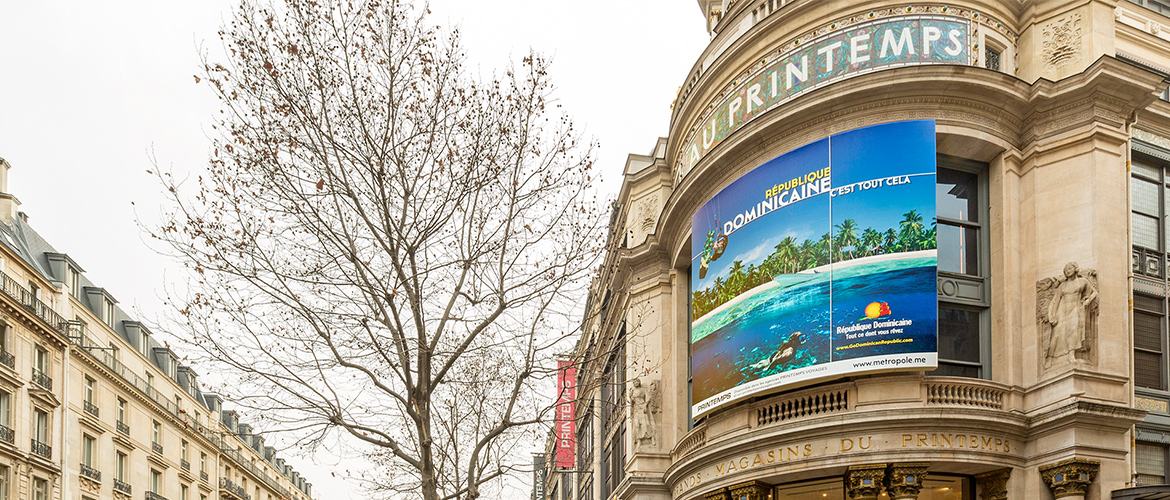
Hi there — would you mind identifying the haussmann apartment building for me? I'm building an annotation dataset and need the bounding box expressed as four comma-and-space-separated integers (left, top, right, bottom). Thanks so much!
0, 159, 314, 500
540, 1, 1170, 500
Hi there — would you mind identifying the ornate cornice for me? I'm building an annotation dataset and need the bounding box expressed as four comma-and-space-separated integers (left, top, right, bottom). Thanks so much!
846, 464, 887, 500
977, 469, 1011, 500
886, 463, 929, 500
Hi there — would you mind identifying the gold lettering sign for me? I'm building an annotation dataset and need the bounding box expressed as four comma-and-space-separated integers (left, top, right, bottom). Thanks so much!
672, 431, 1016, 495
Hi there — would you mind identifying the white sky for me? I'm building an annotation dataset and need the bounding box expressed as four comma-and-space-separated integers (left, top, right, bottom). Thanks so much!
0, 1, 708, 498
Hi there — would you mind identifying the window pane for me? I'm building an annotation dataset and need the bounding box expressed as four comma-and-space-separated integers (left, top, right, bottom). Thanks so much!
938, 308, 980, 363
930, 362, 980, 378
1137, 351, 1165, 390
917, 476, 970, 500
774, 477, 844, 499
1135, 159, 1164, 180
1138, 443, 1167, 485
1135, 212, 1161, 250
937, 223, 978, 275
1134, 177, 1161, 215
1136, 311, 1164, 352
937, 168, 978, 222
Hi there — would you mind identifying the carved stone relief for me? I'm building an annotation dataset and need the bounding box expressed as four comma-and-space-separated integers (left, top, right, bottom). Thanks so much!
886, 463, 929, 500
627, 194, 660, 247
976, 469, 1011, 500
1037, 262, 1099, 369
1042, 13, 1083, 72
1040, 458, 1099, 499
846, 464, 887, 500
630, 377, 661, 448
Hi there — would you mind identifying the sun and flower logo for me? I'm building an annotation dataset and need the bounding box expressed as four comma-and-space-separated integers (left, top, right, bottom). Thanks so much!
862, 301, 892, 320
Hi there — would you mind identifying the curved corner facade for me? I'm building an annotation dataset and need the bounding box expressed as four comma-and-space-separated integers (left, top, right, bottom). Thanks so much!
540, 1, 1170, 500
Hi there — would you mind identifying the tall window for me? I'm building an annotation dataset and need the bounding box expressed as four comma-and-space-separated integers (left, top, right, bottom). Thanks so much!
104, 300, 116, 328
33, 348, 47, 375
151, 469, 162, 494
181, 440, 189, 463
33, 409, 47, 443
181, 485, 189, 500
933, 158, 990, 378
32, 478, 46, 500
116, 398, 127, 424
0, 465, 7, 500
116, 451, 127, 481
0, 324, 9, 354
84, 376, 95, 404
200, 452, 207, 473
109, 343, 120, 363
152, 420, 162, 447
82, 434, 95, 467
1138, 442, 1168, 485
67, 267, 80, 299
0, 389, 11, 428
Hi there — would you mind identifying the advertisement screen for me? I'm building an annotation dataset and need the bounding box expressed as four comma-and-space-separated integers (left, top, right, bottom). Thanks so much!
690, 120, 938, 417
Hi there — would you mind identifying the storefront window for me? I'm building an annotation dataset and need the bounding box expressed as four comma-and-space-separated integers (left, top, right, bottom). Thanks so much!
772, 475, 971, 499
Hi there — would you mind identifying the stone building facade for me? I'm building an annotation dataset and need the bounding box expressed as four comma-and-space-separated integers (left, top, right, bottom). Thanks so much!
0, 159, 314, 500
542, 1, 1170, 499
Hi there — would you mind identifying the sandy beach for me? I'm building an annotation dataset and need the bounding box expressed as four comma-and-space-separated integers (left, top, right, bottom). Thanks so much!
691, 249, 936, 327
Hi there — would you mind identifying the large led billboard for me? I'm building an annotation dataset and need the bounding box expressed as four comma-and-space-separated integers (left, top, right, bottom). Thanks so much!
690, 120, 938, 417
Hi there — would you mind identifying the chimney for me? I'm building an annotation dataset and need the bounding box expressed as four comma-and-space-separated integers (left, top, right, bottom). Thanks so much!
0, 158, 21, 225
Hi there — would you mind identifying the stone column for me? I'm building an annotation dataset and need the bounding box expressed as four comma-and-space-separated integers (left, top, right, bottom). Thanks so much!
728, 480, 770, 500
846, 464, 887, 500
886, 463, 929, 500
976, 469, 1010, 500
1040, 458, 1099, 500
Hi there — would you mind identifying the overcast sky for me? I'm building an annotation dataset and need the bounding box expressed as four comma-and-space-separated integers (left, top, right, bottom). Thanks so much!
0, 1, 707, 498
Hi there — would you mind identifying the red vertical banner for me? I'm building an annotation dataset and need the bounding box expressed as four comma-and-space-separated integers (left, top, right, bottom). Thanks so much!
555, 359, 576, 469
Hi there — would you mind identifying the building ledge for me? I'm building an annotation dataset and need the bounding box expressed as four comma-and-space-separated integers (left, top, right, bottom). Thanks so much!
1113, 485, 1170, 500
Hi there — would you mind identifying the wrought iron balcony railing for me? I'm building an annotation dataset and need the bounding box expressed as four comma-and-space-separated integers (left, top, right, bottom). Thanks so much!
84, 400, 99, 418
31, 439, 50, 459
201, 470, 209, 482
152, 442, 163, 454
219, 477, 251, 500
31, 368, 51, 390
0, 424, 13, 444
80, 463, 101, 482
145, 492, 168, 500
0, 350, 13, 370
117, 421, 130, 435
181, 459, 190, 471
114, 479, 132, 495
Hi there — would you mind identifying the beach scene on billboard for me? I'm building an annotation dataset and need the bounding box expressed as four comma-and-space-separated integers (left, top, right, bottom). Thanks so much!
690, 120, 938, 417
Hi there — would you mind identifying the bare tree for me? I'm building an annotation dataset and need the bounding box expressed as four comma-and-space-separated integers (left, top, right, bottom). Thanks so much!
151, 1, 603, 498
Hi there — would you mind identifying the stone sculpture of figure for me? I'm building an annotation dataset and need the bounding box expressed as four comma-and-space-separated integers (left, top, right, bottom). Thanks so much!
1043, 262, 1098, 366
629, 378, 660, 448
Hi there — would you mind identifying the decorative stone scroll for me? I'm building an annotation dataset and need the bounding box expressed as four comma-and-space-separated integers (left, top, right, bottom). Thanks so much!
976, 469, 1010, 500
1037, 262, 1099, 369
846, 464, 887, 500
886, 463, 929, 500
1042, 13, 1083, 71
1040, 458, 1099, 498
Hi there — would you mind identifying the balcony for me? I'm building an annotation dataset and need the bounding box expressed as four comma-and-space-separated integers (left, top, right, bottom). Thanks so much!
201, 470, 208, 482
0, 350, 13, 370
114, 479, 132, 495
31, 439, 50, 459
80, 463, 101, 482
0, 272, 68, 332
152, 442, 163, 454
0, 424, 13, 444
117, 421, 130, 435
84, 400, 99, 418
219, 477, 251, 500
145, 492, 168, 500
181, 459, 190, 471
31, 368, 51, 390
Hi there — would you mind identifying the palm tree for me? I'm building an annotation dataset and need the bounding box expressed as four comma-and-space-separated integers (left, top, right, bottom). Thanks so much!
861, 227, 882, 257
728, 260, 746, 295
774, 236, 798, 274
883, 228, 898, 252
898, 210, 926, 251
835, 219, 860, 260
799, 239, 817, 270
